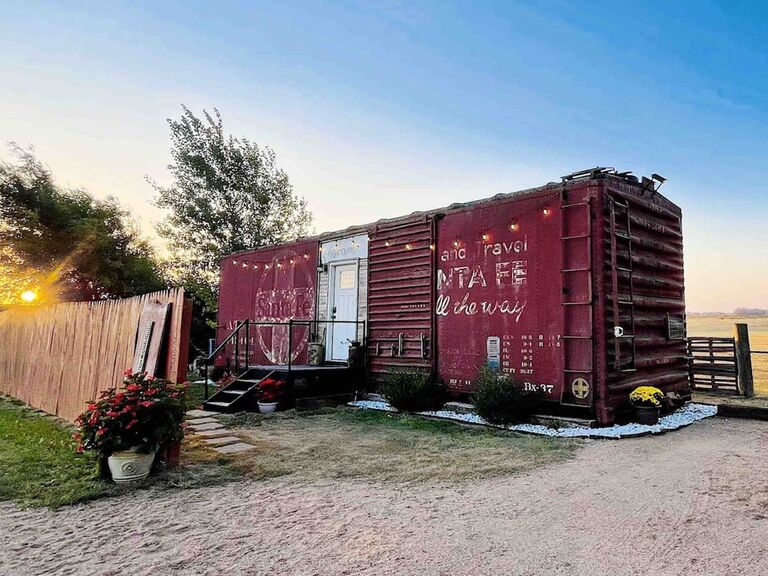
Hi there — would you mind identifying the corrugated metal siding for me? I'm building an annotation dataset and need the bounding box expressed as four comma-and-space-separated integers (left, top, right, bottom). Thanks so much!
601, 179, 688, 414
367, 216, 434, 378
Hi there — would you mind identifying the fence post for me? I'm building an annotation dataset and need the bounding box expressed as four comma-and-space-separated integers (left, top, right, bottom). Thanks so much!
734, 323, 754, 398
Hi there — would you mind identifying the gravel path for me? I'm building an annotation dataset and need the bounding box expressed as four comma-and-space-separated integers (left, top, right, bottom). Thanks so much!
2, 417, 768, 576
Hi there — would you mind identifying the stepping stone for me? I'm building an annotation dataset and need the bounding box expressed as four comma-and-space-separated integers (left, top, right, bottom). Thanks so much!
202, 435, 241, 446
187, 417, 219, 425
213, 442, 255, 454
188, 422, 225, 432
186, 409, 218, 418
192, 428, 232, 438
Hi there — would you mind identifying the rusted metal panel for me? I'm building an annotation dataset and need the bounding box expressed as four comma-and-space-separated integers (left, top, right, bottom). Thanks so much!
217, 240, 318, 367
367, 216, 434, 377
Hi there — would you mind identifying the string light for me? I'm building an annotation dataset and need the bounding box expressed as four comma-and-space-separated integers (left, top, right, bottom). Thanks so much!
276, 261, 282, 268
542, 208, 552, 216
429, 244, 435, 251
265, 264, 270, 270
289, 258, 295, 265
385, 241, 390, 247
242, 262, 248, 268
481, 232, 490, 242
233, 260, 238, 265
453, 240, 460, 248
253, 264, 259, 270
405, 243, 412, 250
303, 253, 309, 259
509, 222, 519, 231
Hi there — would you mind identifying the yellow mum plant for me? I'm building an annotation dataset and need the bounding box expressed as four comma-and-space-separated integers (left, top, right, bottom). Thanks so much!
629, 386, 664, 407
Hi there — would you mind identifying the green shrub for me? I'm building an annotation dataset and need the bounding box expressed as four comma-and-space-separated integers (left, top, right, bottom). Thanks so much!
472, 365, 542, 425
378, 369, 445, 412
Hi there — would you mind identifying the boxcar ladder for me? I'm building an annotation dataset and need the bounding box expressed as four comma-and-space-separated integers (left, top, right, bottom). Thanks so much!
608, 197, 637, 373
560, 192, 594, 407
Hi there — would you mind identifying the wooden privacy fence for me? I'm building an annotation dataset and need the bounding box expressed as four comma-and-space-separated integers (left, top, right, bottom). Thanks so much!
0, 288, 191, 421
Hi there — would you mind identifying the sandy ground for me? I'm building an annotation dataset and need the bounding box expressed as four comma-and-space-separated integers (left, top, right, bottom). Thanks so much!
3, 417, 768, 576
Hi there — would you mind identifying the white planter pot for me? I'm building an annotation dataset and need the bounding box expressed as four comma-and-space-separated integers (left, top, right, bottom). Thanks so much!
258, 401, 278, 413
108, 449, 156, 483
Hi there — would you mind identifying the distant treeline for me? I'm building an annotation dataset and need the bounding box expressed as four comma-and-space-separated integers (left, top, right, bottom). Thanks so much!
689, 308, 768, 318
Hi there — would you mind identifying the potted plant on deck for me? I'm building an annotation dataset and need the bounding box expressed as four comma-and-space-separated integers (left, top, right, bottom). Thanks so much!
629, 386, 665, 425
257, 377, 285, 413
74, 369, 188, 483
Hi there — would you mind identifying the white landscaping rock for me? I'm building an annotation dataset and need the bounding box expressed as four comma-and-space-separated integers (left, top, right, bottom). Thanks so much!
348, 400, 718, 439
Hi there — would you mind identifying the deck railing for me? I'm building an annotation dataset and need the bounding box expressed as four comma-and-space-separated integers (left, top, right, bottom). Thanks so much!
202, 319, 366, 399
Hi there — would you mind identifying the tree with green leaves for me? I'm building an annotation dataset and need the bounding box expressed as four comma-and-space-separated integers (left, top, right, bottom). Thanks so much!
0, 145, 166, 305
150, 106, 312, 325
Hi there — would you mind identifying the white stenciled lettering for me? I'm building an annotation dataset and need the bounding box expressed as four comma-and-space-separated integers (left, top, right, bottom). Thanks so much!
435, 294, 450, 316
483, 236, 529, 257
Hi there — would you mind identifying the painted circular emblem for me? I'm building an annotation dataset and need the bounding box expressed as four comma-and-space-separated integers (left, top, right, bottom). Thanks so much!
571, 377, 590, 399
256, 248, 315, 364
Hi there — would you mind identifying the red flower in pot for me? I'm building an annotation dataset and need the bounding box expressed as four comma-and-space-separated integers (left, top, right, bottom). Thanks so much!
257, 378, 285, 413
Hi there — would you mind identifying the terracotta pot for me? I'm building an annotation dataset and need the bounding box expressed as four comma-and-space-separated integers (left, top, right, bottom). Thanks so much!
107, 449, 156, 483
633, 405, 661, 426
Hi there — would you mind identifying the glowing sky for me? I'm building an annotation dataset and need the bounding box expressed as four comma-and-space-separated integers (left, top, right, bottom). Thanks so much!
1, 1, 766, 311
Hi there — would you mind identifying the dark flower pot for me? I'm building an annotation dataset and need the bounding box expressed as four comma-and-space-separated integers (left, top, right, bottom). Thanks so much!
633, 405, 661, 425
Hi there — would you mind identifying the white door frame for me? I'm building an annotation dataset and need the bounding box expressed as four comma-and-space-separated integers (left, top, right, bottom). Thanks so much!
326, 259, 359, 361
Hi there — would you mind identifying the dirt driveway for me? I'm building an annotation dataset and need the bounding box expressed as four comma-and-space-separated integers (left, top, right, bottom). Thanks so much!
2, 416, 768, 576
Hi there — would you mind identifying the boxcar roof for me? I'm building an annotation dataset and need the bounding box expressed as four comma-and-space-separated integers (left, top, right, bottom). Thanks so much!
222, 167, 677, 261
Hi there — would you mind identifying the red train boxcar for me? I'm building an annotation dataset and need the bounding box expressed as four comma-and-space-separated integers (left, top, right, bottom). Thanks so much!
217, 168, 688, 424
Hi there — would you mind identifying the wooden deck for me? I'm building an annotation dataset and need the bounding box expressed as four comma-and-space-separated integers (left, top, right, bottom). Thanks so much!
249, 364, 351, 377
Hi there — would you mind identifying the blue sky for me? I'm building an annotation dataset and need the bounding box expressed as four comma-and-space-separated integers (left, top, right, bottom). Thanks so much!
1, 0, 766, 310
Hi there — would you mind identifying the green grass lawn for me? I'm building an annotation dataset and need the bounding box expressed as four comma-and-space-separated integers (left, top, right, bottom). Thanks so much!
0, 396, 243, 508
0, 397, 107, 507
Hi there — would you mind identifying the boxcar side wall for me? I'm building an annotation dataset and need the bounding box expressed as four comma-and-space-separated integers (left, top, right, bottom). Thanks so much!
598, 178, 689, 421
435, 188, 567, 400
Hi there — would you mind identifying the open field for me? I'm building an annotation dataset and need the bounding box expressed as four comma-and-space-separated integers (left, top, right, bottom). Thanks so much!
2, 414, 767, 575
688, 317, 768, 395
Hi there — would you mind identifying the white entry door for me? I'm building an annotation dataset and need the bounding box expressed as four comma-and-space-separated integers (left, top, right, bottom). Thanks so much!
328, 263, 358, 361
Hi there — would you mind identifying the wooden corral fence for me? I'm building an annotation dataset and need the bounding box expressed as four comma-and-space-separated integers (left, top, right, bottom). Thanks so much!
687, 336, 739, 394
0, 288, 191, 421
688, 323, 756, 397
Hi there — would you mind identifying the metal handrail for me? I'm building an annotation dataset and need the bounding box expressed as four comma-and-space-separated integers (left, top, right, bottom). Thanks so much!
202, 318, 367, 400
